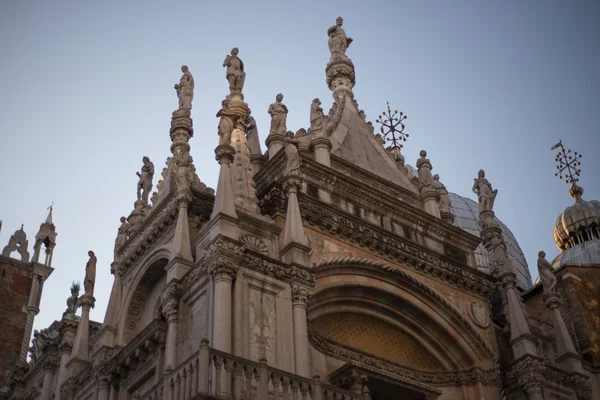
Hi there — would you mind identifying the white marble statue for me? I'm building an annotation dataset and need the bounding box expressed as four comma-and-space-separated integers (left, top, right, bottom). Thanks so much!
472, 169, 497, 215
137, 156, 155, 204
433, 174, 451, 213
537, 251, 557, 294
310, 98, 324, 137
246, 116, 261, 155
416, 150, 434, 192
223, 47, 246, 94
174, 65, 194, 110
84, 251, 97, 296
268, 93, 288, 136
327, 16, 353, 61
114, 216, 129, 258
284, 131, 302, 177
217, 97, 235, 146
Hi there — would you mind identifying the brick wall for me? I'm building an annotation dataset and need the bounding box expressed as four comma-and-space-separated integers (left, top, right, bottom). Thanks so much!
0, 259, 32, 387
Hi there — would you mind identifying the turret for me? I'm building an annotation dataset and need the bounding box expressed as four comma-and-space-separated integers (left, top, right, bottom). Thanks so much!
32, 205, 57, 266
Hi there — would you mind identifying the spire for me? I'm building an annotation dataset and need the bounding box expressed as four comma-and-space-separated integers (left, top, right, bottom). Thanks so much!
44, 203, 53, 225
31, 205, 57, 266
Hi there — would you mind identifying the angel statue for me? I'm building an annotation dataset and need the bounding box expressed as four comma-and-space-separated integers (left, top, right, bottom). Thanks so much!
327, 16, 353, 61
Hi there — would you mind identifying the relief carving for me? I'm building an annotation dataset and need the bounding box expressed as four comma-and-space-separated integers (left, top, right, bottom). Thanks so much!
249, 290, 277, 364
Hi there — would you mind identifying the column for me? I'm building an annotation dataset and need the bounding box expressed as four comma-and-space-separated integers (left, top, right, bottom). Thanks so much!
544, 293, 584, 374
69, 294, 95, 368
20, 273, 41, 361
211, 263, 238, 352
310, 137, 332, 167
161, 297, 179, 372
109, 381, 119, 400
421, 191, 441, 218
40, 363, 55, 400
265, 133, 286, 159
97, 376, 111, 400
518, 373, 544, 400
292, 285, 310, 377
54, 343, 72, 400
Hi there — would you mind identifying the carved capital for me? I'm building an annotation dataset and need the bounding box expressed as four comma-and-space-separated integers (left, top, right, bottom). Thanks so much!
543, 292, 561, 310
292, 284, 310, 307
325, 59, 356, 91
210, 259, 239, 282
161, 300, 178, 323
214, 144, 235, 164
283, 176, 302, 194
159, 282, 181, 322
518, 372, 543, 394
309, 137, 332, 152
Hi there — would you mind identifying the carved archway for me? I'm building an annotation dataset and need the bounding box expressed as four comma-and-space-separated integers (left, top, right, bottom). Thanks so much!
309, 258, 496, 373
117, 247, 170, 345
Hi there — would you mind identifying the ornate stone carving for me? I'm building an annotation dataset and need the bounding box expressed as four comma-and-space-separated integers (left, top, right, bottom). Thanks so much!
284, 132, 302, 177
113, 217, 130, 259
136, 156, 155, 205
291, 284, 310, 307
327, 16, 353, 62
63, 282, 80, 318
223, 48, 245, 95
310, 98, 324, 137
468, 302, 490, 329
433, 174, 451, 214
84, 251, 96, 296
537, 250, 557, 294
472, 169, 497, 216
217, 97, 236, 146
249, 290, 277, 362
268, 93, 288, 136
209, 259, 239, 281
240, 234, 268, 255
174, 65, 194, 110
2, 225, 30, 262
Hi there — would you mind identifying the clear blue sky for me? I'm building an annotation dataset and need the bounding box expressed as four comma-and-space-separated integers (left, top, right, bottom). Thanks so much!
1, 1, 599, 337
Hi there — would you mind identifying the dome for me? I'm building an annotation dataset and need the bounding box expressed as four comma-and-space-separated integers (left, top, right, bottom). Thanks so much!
403, 164, 532, 289
551, 239, 600, 269
448, 194, 532, 289
553, 185, 600, 251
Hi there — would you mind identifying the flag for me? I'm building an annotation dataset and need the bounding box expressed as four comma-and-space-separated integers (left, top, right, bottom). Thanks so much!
550, 140, 562, 151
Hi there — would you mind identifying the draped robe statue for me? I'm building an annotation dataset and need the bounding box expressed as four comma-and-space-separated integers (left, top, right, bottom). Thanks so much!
284, 132, 302, 177
537, 251, 557, 293
416, 150, 434, 192
310, 98, 324, 137
84, 251, 97, 297
327, 17, 353, 61
472, 169, 498, 215
433, 174, 451, 213
268, 93, 288, 136
223, 47, 246, 94
174, 65, 194, 110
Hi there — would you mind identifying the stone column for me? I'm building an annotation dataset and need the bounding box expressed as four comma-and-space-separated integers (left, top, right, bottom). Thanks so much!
67, 294, 95, 375
20, 273, 42, 361
544, 293, 584, 374
266, 133, 286, 159
40, 362, 56, 400
97, 376, 111, 400
518, 373, 544, 400
211, 145, 237, 219
108, 381, 119, 400
54, 343, 73, 400
211, 262, 238, 352
292, 285, 310, 377
310, 137, 332, 167
160, 284, 180, 372
421, 191, 441, 219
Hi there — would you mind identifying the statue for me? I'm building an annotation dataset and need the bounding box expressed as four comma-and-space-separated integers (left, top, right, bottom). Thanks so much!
284, 131, 302, 177
433, 174, 451, 213
246, 116, 262, 155
327, 16, 353, 61
310, 98, 324, 137
268, 93, 288, 136
174, 65, 194, 110
472, 169, 498, 215
29, 328, 58, 365
416, 150, 434, 192
223, 47, 246, 94
217, 97, 235, 146
84, 251, 97, 297
63, 281, 80, 318
537, 251, 557, 294
137, 157, 155, 204
114, 216, 129, 258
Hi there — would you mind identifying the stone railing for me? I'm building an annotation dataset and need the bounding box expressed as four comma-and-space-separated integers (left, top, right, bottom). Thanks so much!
138, 380, 164, 400
155, 339, 370, 400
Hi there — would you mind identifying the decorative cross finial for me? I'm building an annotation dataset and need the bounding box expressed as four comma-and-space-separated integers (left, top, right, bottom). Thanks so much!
375, 102, 409, 150
47, 202, 54, 211
552, 140, 582, 185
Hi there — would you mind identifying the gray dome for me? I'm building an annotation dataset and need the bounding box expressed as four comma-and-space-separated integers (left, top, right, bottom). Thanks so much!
448, 193, 533, 290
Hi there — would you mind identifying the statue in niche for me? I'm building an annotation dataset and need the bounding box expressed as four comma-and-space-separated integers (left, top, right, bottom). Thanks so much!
284, 131, 302, 177
268, 93, 288, 136
84, 251, 97, 297
246, 116, 262, 155
537, 251, 557, 294
217, 97, 236, 146
433, 174, 451, 213
1, 225, 30, 262
174, 65, 194, 110
223, 47, 246, 94
472, 169, 497, 215
114, 216, 129, 258
310, 98, 324, 137
416, 150, 434, 192
136, 156, 155, 205
63, 281, 80, 318
327, 16, 353, 61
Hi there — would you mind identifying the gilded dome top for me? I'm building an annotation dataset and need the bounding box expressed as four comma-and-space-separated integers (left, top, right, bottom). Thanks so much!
553, 184, 600, 251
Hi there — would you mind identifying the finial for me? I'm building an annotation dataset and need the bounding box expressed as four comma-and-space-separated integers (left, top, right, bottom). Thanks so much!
552, 140, 583, 202
375, 101, 409, 150
47, 202, 53, 211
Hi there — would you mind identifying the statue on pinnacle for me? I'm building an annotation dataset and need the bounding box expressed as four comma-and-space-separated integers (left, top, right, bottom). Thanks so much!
223, 47, 246, 95
472, 169, 497, 216
328, 16, 353, 62
174, 65, 194, 110
137, 156, 155, 205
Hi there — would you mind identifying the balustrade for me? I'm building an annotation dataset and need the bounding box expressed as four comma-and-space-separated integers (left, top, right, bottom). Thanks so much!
139, 338, 368, 400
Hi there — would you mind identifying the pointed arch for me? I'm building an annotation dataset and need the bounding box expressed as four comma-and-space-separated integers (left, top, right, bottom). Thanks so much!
309, 257, 496, 371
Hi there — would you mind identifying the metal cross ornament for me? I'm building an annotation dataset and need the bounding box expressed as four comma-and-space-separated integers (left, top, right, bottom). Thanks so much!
552, 140, 582, 185
375, 102, 409, 149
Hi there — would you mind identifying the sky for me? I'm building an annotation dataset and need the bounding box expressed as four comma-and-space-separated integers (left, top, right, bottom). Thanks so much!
1, 1, 599, 341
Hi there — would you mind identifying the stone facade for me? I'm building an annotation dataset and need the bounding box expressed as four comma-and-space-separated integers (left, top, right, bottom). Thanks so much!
5, 17, 600, 400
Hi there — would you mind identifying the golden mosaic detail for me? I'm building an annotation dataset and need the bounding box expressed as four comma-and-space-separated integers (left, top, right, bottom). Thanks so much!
312, 312, 444, 372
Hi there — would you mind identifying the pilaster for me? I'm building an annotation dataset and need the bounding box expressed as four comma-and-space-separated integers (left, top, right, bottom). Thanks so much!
291, 284, 310, 377
160, 282, 181, 372
210, 259, 239, 353
309, 137, 332, 167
